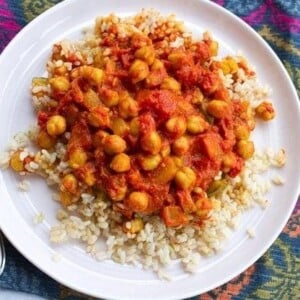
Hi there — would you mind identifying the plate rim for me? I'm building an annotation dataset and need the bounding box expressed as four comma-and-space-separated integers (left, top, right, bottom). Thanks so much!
0, 0, 299, 299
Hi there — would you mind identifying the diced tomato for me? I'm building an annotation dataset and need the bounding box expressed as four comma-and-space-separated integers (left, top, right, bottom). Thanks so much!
69, 78, 84, 104
68, 119, 92, 150
113, 203, 133, 219
176, 190, 196, 214
176, 64, 202, 88
121, 53, 132, 69
161, 205, 188, 227
228, 155, 244, 177
192, 157, 221, 189
216, 119, 236, 151
102, 172, 128, 202
61, 104, 80, 126
195, 41, 211, 63
130, 33, 151, 48
67, 52, 82, 64
213, 85, 230, 101
146, 68, 168, 87
197, 133, 222, 159
143, 184, 169, 214
199, 71, 221, 95
138, 113, 156, 135
195, 196, 213, 218
137, 89, 178, 122
37, 111, 50, 127
75, 162, 96, 186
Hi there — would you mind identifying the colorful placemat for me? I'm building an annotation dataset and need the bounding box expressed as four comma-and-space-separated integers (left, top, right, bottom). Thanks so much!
0, 0, 299, 299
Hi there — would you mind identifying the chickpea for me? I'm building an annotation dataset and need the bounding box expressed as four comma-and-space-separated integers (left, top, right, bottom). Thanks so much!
175, 167, 196, 190
146, 71, 161, 87
234, 123, 250, 140
71, 66, 104, 85
209, 40, 219, 56
206, 100, 230, 118
92, 130, 109, 147
151, 59, 164, 71
110, 184, 128, 201
239, 101, 255, 131
129, 59, 149, 83
187, 115, 208, 134
111, 118, 129, 137
195, 197, 212, 218
172, 136, 190, 156
160, 140, 171, 157
129, 117, 140, 136
54, 65, 67, 76
93, 49, 104, 68
255, 101, 275, 121
236, 140, 255, 159
68, 148, 88, 169
126, 191, 149, 212
135, 46, 155, 65
201, 72, 220, 95
9, 151, 25, 172
59, 190, 74, 207
220, 63, 230, 75
64, 104, 79, 126
166, 116, 186, 137
82, 164, 96, 186
139, 154, 162, 171
101, 89, 119, 107
105, 59, 116, 73
89, 67, 105, 84
172, 156, 183, 168
240, 100, 252, 119
36, 130, 57, 149
61, 174, 78, 194
46, 115, 67, 136
222, 152, 237, 172
49, 76, 70, 92
154, 156, 178, 184
89, 106, 110, 128
123, 218, 144, 234
118, 95, 139, 119
168, 51, 185, 68
141, 131, 162, 154
220, 57, 238, 75
110, 153, 131, 172
227, 58, 238, 73
103, 135, 127, 155
161, 77, 181, 93
83, 89, 101, 109
247, 117, 256, 131
191, 89, 204, 104
131, 33, 151, 48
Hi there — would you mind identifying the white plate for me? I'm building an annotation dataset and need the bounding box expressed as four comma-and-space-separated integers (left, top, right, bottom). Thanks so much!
0, 0, 299, 299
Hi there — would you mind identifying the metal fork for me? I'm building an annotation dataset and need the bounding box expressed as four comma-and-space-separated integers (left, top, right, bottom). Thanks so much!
0, 231, 6, 275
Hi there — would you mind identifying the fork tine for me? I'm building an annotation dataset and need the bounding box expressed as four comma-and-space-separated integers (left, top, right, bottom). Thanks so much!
0, 231, 6, 275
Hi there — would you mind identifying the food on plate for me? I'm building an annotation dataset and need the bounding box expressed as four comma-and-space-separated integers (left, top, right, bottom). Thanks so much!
1, 9, 285, 277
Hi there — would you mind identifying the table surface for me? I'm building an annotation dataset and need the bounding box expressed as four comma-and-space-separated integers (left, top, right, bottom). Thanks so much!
0, 0, 299, 299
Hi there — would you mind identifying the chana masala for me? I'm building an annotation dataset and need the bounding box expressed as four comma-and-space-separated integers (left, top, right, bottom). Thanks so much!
5, 10, 284, 274
12, 12, 274, 227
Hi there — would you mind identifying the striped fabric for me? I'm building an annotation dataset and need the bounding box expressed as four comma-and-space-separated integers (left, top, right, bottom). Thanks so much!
0, 1, 299, 299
